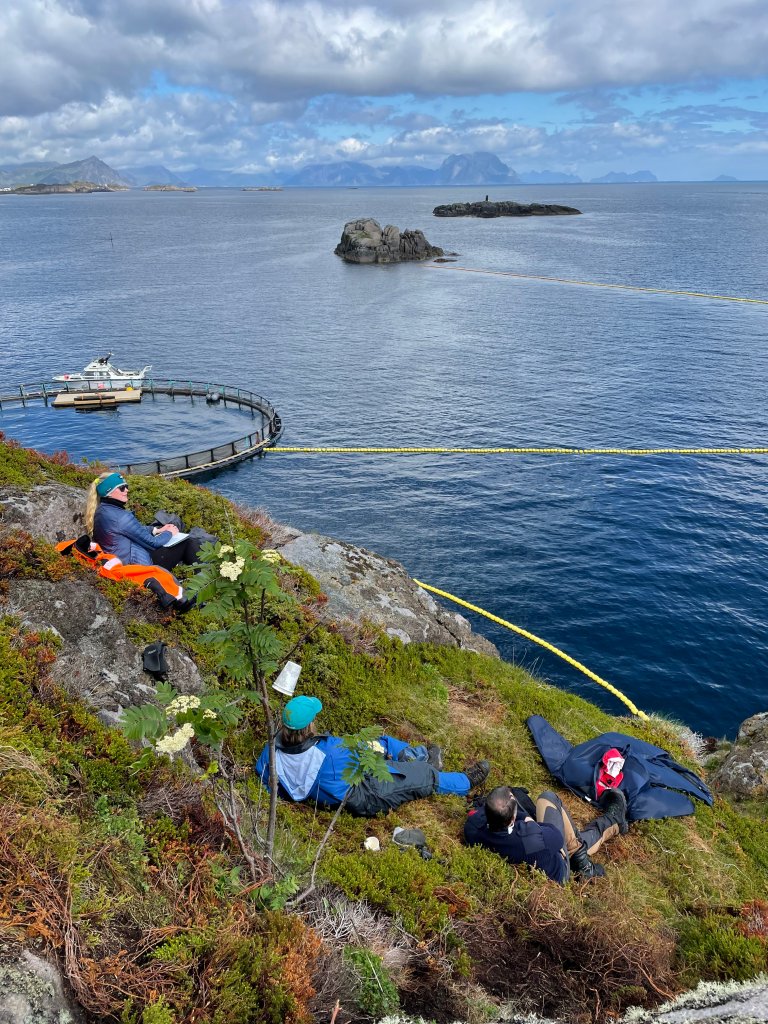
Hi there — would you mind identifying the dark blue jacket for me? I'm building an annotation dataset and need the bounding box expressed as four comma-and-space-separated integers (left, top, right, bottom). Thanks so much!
464, 805, 568, 883
527, 715, 713, 821
93, 499, 172, 566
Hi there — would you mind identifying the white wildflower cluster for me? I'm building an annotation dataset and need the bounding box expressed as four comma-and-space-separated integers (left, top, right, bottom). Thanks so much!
261, 549, 281, 564
220, 556, 246, 580
166, 694, 201, 716
155, 722, 195, 755
219, 545, 234, 554
202, 709, 218, 720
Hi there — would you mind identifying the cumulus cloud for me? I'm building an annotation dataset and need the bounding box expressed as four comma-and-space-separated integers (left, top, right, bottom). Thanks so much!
1, 0, 767, 174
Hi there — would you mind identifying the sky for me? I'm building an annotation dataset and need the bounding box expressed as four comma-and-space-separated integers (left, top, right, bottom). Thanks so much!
2, 0, 768, 180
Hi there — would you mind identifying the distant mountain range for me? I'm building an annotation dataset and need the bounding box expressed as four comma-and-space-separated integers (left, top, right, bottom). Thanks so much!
0, 152, 746, 189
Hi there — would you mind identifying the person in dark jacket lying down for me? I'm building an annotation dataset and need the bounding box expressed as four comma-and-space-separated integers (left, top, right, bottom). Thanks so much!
255, 695, 491, 817
464, 785, 628, 882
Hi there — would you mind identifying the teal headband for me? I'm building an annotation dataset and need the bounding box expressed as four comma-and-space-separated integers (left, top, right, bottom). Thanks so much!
96, 472, 127, 497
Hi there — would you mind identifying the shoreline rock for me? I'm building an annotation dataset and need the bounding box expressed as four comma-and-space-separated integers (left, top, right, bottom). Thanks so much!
433, 199, 581, 218
335, 218, 443, 263
276, 530, 499, 657
710, 711, 768, 799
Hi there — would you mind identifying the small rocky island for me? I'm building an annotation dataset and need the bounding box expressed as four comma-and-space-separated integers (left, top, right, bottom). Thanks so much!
434, 199, 581, 217
4, 180, 128, 195
335, 217, 443, 263
143, 184, 197, 192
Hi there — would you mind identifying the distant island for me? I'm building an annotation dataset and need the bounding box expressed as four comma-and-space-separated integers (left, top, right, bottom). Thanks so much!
2, 180, 127, 195
434, 199, 581, 218
242, 186, 283, 191
143, 184, 197, 192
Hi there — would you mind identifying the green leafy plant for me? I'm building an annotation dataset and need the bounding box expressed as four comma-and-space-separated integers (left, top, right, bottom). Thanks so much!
343, 947, 400, 1018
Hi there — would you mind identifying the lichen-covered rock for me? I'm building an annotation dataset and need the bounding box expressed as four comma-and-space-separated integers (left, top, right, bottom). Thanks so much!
0, 936, 84, 1024
334, 218, 443, 263
3, 579, 202, 723
0, 483, 87, 543
621, 975, 768, 1022
710, 711, 768, 799
277, 531, 498, 657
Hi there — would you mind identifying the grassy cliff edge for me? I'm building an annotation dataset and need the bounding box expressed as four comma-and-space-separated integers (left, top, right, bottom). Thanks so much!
0, 437, 766, 1024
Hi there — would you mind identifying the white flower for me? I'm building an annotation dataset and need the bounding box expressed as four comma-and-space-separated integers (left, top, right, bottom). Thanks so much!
261, 549, 281, 564
155, 722, 195, 755
219, 556, 245, 581
219, 545, 234, 554
202, 709, 217, 720
166, 695, 201, 715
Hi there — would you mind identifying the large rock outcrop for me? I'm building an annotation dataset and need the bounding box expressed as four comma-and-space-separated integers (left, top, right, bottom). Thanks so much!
335, 218, 443, 263
0, 482, 87, 543
4, 578, 203, 726
710, 711, 768, 799
277, 531, 499, 657
433, 200, 581, 217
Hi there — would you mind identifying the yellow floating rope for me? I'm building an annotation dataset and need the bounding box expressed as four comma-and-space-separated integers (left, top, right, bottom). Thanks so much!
413, 578, 649, 721
271, 445, 768, 455
424, 264, 768, 305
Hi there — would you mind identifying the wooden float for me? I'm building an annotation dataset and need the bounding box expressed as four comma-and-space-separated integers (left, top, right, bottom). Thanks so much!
53, 389, 143, 408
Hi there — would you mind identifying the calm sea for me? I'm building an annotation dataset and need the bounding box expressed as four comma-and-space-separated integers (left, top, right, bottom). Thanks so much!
2, 183, 768, 737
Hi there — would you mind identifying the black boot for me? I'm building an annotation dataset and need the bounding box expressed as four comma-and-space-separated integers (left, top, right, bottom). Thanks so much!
143, 578, 177, 609
597, 788, 629, 834
569, 840, 605, 881
465, 760, 491, 789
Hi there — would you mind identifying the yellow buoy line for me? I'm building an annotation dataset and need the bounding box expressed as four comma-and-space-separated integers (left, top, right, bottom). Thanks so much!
424, 263, 768, 306
271, 445, 768, 456
414, 579, 649, 721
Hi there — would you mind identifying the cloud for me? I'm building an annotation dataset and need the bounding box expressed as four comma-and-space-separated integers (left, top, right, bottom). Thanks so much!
1, 0, 768, 175
4, 0, 768, 115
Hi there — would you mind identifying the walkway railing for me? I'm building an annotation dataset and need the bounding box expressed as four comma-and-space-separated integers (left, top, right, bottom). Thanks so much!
0, 378, 283, 480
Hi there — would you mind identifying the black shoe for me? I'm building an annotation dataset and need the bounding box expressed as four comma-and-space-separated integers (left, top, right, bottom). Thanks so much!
143, 578, 177, 609
465, 759, 490, 789
598, 788, 629, 834
427, 745, 444, 771
569, 840, 606, 881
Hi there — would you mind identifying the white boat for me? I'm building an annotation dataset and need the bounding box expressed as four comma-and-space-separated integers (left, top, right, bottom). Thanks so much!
53, 353, 152, 387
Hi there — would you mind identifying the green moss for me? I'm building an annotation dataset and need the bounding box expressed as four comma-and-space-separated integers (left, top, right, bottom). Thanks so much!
676, 913, 768, 983
0, 432, 99, 489
323, 846, 456, 937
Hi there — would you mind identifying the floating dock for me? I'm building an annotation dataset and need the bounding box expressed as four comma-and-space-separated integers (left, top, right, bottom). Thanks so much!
52, 389, 143, 408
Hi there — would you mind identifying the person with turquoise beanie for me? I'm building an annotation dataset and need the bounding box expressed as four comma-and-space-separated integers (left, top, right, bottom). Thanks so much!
255, 695, 491, 817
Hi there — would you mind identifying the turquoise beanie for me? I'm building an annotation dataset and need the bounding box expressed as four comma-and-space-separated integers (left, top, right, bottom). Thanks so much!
282, 695, 322, 729
96, 472, 127, 497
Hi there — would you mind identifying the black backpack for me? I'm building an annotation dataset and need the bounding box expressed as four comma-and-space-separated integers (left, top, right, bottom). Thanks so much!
142, 641, 169, 679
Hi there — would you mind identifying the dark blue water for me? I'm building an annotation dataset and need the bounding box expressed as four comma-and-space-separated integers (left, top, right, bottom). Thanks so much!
2, 184, 768, 737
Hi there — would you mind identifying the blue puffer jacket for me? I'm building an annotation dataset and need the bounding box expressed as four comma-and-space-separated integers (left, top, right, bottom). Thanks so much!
93, 498, 173, 566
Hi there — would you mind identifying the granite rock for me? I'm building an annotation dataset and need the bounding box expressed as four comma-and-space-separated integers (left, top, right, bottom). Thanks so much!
3, 578, 203, 722
277, 530, 498, 657
335, 218, 443, 263
710, 711, 768, 799
0, 935, 84, 1024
